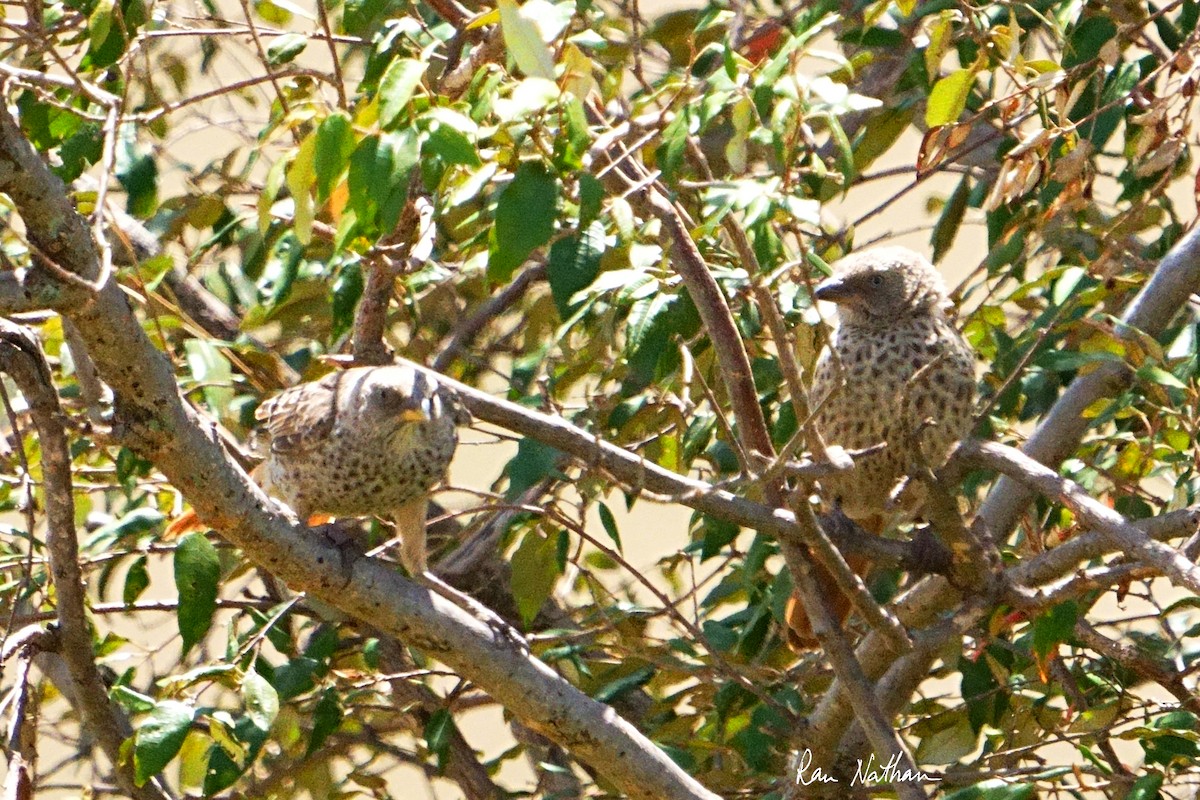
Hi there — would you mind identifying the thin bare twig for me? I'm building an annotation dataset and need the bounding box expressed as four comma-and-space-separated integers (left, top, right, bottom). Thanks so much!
314, 0, 347, 108
1075, 620, 1200, 715
433, 262, 547, 372
2, 635, 38, 800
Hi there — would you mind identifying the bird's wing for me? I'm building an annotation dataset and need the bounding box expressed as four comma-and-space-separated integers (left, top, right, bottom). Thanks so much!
254, 370, 342, 455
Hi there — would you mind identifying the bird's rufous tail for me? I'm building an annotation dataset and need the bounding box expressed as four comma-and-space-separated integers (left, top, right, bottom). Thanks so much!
784, 514, 883, 651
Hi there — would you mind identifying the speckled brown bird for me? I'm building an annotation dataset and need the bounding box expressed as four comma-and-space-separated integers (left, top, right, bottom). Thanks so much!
787, 246, 975, 648
254, 364, 470, 577
166, 364, 498, 627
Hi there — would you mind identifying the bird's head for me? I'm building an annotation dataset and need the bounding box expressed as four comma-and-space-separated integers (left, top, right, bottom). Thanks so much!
362, 367, 472, 429
814, 246, 951, 327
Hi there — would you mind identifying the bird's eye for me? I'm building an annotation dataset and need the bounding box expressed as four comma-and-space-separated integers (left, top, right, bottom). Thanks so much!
870, 274, 884, 287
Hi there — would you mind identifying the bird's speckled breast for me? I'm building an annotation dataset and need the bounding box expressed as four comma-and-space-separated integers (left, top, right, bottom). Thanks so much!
265, 416, 459, 520
811, 315, 974, 520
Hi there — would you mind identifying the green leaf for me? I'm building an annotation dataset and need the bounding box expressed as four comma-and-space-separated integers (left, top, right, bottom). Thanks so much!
203, 715, 270, 795
699, 515, 739, 561
89, 0, 115, 53
266, 32, 308, 65
547, 220, 603, 317
343, 0, 389, 35
932, 175, 970, 263
1063, 17, 1118, 69
242, 671, 279, 733
577, 172, 603, 228
505, 436, 562, 499
134, 701, 196, 785
593, 665, 655, 703
825, 113, 854, 188
1033, 600, 1078, 659
174, 533, 220, 656
942, 781, 1036, 800
960, 648, 1008, 732
701, 619, 737, 651
58, 121, 103, 183
124, 555, 150, 604
1141, 711, 1200, 766
926, 69, 975, 128
914, 713, 979, 764
424, 708, 454, 761
657, 110, 689, 182
1137, 364, 1187, 390
423, 113, 482, 167
330, 261, 363, 341
597, 502, 622, 553
272, 656, 320, 700
111, 685, 157, 714
184, 339, 234, 418
286, 132, 317, 244
88, 506, 165, 548
314, 112, 355, 202
488, 161, 558, 282
255, 0, 294, 24
510, 530, 561, 624
116, 131, 158, 218
306, 688, 342, 757
852, 107, 912, 173
498, 0, 555, 79
1052, 266, 1087, 306
347, 130, 418, 235
1127, 772, 1164, 800
1151, 710, 1198, 732
379, 58, 426, 129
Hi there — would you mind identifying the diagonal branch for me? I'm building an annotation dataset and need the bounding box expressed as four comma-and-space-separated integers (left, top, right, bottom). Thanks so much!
961, 439, 1200, 594
979, 224, 1200, 539
0, 321, 173, 800
0, 93, 720, 800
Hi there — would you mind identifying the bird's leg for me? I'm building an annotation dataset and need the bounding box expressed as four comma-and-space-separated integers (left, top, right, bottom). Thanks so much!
393, 498, 527, 649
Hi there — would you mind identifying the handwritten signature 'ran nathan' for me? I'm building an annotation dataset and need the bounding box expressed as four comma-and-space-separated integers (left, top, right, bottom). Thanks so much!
794, 748, 943, 787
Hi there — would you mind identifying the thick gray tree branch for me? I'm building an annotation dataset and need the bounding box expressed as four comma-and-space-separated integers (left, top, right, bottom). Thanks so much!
979, 224, 1200, 538
963, 440, 1200, 594
807, 227, 1200, 759
0, 96, 719, 800
0, 321, 172, 800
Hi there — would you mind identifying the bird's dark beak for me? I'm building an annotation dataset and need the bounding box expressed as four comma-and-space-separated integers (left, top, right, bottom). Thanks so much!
814, 277, 853, 303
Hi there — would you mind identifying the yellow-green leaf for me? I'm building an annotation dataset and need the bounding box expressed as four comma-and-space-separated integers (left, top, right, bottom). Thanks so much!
926, 69, 975, 127
286, 133, 317, 244
498, 0, 555, 79
89, 0, 114, 51
378, 58, 426, 129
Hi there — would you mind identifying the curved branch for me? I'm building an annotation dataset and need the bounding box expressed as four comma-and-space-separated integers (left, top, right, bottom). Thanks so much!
0, 96, 720, 800
963, 440, 1200, 594
979, 224, 1200, 538
0, 321, 173, 800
